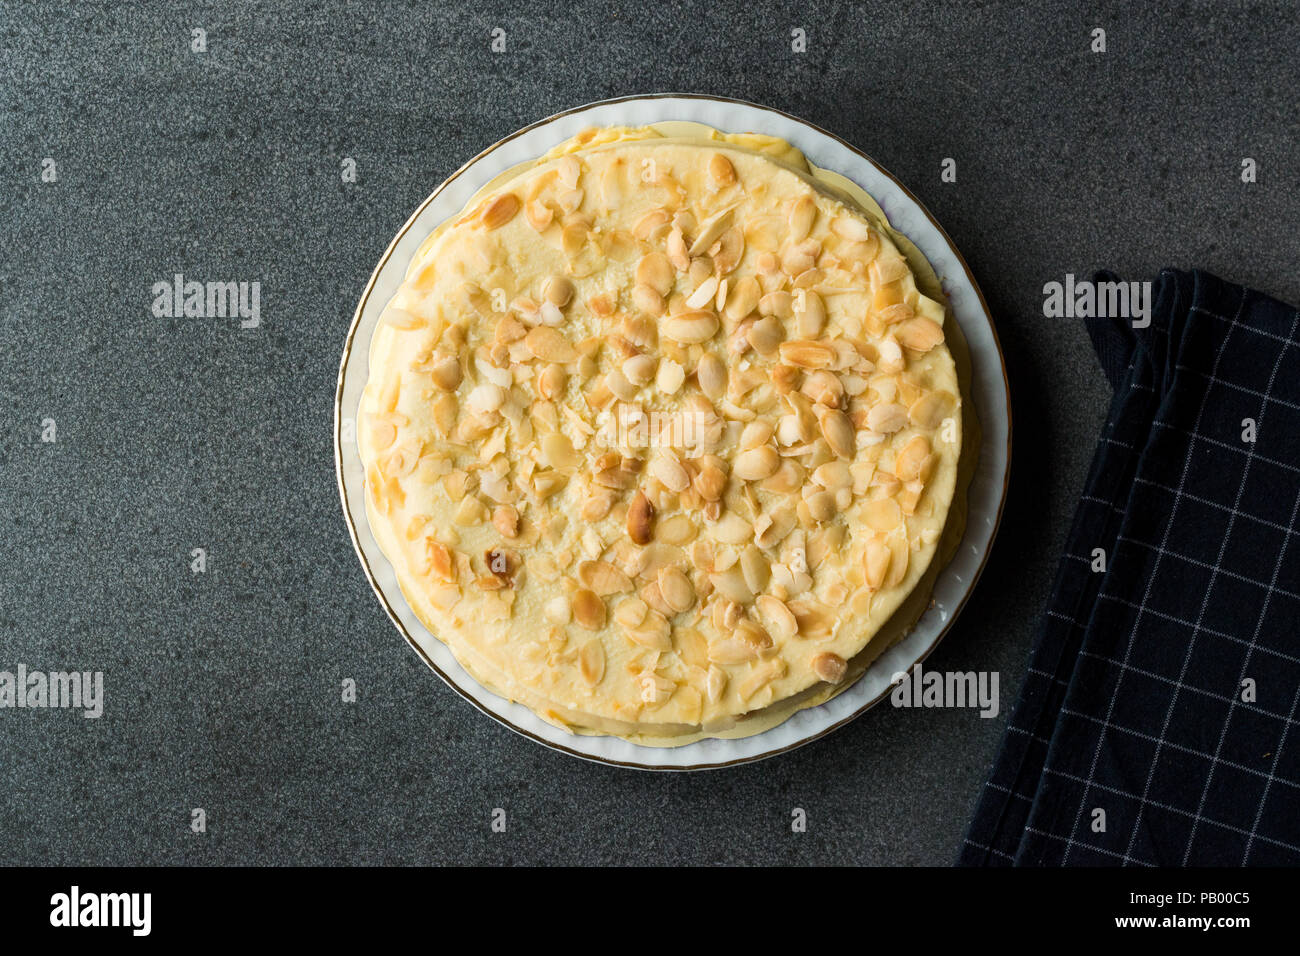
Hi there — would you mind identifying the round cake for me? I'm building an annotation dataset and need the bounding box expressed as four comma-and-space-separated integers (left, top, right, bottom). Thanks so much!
358, 124, 968, 742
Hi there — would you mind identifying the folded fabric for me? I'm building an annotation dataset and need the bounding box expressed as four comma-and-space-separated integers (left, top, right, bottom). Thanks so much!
961, 269, 1300, 866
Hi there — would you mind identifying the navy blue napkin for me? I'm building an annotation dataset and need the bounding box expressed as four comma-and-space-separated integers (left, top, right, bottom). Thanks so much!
961, 269, 1300, 866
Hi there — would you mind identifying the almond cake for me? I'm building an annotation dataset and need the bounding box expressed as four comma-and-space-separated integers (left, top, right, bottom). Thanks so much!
358, 123, 976, 744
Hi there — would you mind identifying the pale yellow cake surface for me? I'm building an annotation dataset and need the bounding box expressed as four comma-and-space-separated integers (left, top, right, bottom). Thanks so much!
358, 123, 972, 742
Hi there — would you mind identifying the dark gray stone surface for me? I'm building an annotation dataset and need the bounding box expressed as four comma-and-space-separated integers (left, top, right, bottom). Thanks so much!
1, 0, 1295, 865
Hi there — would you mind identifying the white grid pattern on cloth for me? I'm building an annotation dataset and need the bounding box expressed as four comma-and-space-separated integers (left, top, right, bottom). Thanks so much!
1061, 286, 1246, 865
961, 273, 1300, 866
1181, 311, 1300, 863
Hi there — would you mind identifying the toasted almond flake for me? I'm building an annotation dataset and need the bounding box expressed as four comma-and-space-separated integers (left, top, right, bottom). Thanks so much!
543, 275, 574, 308
480, 193, 520, 229
572, 589, 606, 630
614, 596, 648, 629
706, 665, 728, 702
632, 620, 674, 657
865, 497, 902, 532
794, 290, 826, 338
689, 207, 734, 256
831, 216, 871, 241
707, 514, 749, 549
820, 409, 856, 458
709, 152, 737, 186
779, 340, 836, 369
656, 358, 685, 394
870, 256, 909, 285
524, 326, 577, 362
740, 544, 770, 594
713, 227, 745, 275
896, 316, 945, 352
658, 566, 695, 613
788, 195, 816, 241
632, 209, 670, 240
424, 353, 462, 391
803, 369, 844, 407
649, 452, 690, 492
724, 276, 761, 321
636, 252, 675, 296
867, 403, 908, 434
696, 353, 727, 400
627, 490, 655, 545
536, 363, 567, 401
525, 199, 553, 231
758, 290, 794, 320
755, 594, 798, 640
686, 275, 720, 309
733, 445, 780, 481
745, 315, 784, 356
886, 536, 909, 587
661, 312, 719, 344
492, 505, 519, 538
579, 639, 606, 684
811, 651, 847, 683
878, 302, 913, 325
894, 435, 931, 481
876, 337, 905, 374
578, 559, 633, 595
709, 637, 758, 665
780, 240, 819, 277
909, 389, 954, 429
864, 537, 891, 589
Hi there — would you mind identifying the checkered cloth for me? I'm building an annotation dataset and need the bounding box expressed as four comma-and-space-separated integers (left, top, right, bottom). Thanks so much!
960, 269, 1300, 866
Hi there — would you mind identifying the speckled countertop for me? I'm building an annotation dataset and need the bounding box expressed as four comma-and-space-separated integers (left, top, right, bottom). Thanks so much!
2, 0, 1296, 864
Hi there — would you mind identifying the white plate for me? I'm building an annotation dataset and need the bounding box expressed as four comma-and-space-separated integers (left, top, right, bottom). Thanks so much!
335, 94, 1011, 770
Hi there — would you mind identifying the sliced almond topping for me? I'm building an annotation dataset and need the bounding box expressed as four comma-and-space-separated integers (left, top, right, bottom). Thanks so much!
794, 290, 826, 338
740, 544, 771, 594
632, 209, 670, 240
686, 274, 720, 310
759, 290, 794, 320
894, 435, 931, 481
492, 505, 519, 538
867, 403, 908, 434
788, 195, 816, 241
819, 409, 856, 458
614, 596, 648, 629
870, 256, 909, 285
633, 283, 666, 317
661, 312, 719, 344
811, 651, 847, 683
543, 275, 574, 308
708, 152, 736, 186
579, 639, 606, 684
429, 355, 462, 391
578, 559, 633, 595
480, 193, 520, 230
689, 207, 734, 256
756, 594, 798, 640
696, 353, 728, 400
649, 452, 690, 493
909, 389, 955, 429
895, 316, 945, 353
733, 445, 780, 481
636, 252, 675, 296
658, 566, 696, 613
865, 497, 902, 532
627, 490, 655, 545
864, 537, 891, 590
724, 275, 761, 321
706, 664, 728, 702
572, 589, 607, 630
779, 340, 836, 369
524, 326, 577, 363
